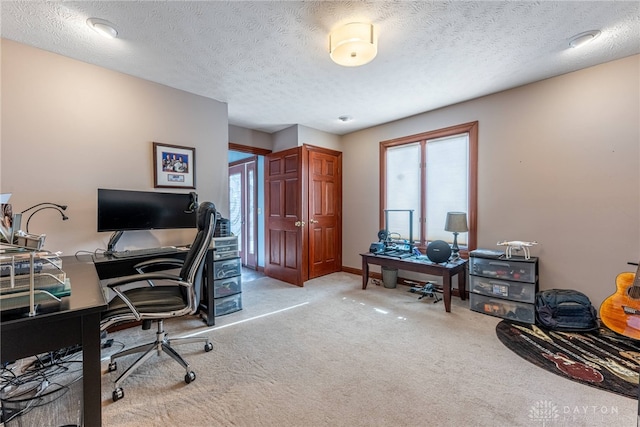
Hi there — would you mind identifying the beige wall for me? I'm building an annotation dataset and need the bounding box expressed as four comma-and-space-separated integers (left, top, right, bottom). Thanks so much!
269, 124, 341, 152
1, 39, 229, 255
2, 38, 638, 308
341, 55, 640, 307
299, 125, 341, 151
272, 125, 299, 152
229, 125, 272, 150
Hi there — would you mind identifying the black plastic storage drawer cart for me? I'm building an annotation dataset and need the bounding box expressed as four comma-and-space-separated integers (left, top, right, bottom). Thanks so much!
468, 249, 539, 323
212, 256, 242, 316
199, 236, 243, 324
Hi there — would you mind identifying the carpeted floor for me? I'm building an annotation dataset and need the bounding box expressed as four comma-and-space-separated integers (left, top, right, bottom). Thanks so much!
99, 272, 637, 426
496, 320, 640, 399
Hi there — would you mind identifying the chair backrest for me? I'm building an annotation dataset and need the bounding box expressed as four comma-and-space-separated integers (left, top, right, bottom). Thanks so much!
180, 201, 217, 307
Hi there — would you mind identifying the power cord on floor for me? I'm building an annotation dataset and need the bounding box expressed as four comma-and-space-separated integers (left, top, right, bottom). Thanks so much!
0, 346, 84, 424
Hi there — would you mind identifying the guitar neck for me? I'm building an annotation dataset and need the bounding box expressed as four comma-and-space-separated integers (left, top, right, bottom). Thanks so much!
630, 264, 640, 299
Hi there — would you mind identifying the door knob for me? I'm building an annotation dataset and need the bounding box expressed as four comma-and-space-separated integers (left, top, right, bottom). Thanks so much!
309, 219, 318, 224
295, 221, 305, 227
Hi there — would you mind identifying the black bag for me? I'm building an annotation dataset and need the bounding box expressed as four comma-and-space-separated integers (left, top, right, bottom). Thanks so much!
535, 289, 598, 331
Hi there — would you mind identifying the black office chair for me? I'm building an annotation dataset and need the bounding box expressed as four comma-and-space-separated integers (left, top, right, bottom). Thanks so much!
101, 201, 217, 402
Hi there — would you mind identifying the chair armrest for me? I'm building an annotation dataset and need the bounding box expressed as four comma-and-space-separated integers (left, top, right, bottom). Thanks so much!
106, 272, 182, 289
134, 257, 185, 273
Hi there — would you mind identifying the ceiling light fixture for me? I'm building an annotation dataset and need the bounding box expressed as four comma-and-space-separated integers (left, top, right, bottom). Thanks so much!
329, 22, 377, 67
338, 115, 353, 123
568, 30, 601, 49
87, 18, 118, 39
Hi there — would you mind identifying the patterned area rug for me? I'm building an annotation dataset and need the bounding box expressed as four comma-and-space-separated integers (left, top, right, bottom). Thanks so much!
496, 320, 640, 399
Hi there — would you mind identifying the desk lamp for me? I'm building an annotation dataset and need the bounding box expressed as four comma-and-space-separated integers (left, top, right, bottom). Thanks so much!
20, 203, 69, 233
21, 202, 68, 213
445, 212, 468, 259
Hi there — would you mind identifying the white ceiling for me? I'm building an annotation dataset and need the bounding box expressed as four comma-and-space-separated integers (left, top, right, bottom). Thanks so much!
1, 1, 639, 135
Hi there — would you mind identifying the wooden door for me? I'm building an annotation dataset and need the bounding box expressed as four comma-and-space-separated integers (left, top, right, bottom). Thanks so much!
264, 147, 306, 286
307, 147, 342, 279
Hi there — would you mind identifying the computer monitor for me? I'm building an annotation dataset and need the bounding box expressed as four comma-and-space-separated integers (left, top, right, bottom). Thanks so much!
97, 188, 197, 232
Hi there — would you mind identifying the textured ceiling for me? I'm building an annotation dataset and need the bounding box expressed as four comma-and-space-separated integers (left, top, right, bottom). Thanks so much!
1, 1, 639, 135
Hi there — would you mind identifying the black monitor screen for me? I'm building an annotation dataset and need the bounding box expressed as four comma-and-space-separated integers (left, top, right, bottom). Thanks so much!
97, 188, 196, 232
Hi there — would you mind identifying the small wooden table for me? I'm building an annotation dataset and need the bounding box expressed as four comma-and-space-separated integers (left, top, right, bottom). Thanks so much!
360, 253, 467, 312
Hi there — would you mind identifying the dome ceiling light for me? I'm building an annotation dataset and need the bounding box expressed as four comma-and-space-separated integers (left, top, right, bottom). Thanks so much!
329, 23, 377, 67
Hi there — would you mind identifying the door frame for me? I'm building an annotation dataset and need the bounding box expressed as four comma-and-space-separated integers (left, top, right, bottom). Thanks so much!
228, 143, 272, 271
229, 156, 258, 269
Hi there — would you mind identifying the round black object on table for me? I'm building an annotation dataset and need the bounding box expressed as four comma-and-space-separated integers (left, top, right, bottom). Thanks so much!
426, 240, 451, 263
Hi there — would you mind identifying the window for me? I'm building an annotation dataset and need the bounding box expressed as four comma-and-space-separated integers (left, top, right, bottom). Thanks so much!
380, 121, 478, 253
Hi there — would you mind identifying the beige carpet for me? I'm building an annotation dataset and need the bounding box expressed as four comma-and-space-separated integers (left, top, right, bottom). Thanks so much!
100, 272, 636, 426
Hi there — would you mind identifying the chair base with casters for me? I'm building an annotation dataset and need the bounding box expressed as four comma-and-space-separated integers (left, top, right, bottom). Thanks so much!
107, 318, 213, 402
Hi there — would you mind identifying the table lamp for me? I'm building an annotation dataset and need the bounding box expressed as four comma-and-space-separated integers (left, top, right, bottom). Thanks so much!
445, 212, 468, 259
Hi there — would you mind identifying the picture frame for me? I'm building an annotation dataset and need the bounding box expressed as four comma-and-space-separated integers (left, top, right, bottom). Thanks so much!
153, 142, 196, 189
0, 203, 14, 243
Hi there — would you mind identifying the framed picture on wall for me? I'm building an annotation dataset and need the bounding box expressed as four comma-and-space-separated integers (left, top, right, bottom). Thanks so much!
153, 142, 196, 189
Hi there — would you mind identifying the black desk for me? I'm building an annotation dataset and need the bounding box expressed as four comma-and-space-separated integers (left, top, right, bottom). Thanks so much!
0, 255, 107, 427
93, 248, 216, 326
361, 253, 467, 312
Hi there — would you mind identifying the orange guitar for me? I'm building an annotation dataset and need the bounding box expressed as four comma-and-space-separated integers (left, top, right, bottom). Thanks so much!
600, 263, 640, 340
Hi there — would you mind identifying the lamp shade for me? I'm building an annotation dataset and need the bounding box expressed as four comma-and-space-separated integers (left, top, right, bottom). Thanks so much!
445, 212, 468, 233
329, 23, 377, 67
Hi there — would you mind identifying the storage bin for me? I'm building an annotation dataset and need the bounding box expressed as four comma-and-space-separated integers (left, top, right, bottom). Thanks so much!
468, 275, 536, 303
212, 258, 241, 280
469, 256, 537, 283
209, 236, 238, 251
213, 276, 242, 298
210, 236, 239, 260
469, 293, 535, 324
212, 250, 239, 261
214, 293, 242, 316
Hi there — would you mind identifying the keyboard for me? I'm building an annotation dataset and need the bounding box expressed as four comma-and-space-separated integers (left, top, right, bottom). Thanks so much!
112, 246, 179, 258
